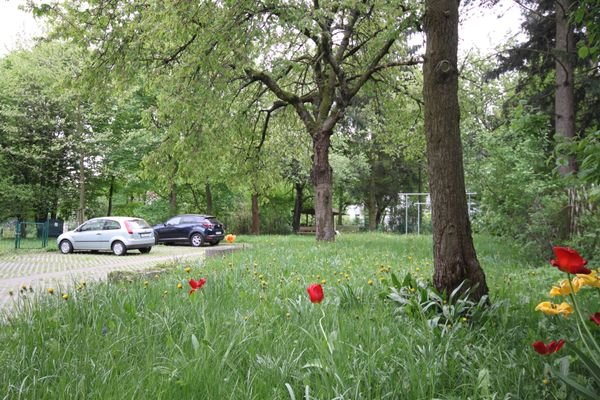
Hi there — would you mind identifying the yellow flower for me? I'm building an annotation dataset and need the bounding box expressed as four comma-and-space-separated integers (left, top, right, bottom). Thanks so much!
143, 281, 149, 287
184, 267, 191, 273
535, 301, 573, 317
62, 293, 69, 300
549, 279, 577, 297
177, 283, 183, 289
321, 279, 327, 285
367, 279, 373, 285
574, 271, 600, 289
47, 288, 55, 295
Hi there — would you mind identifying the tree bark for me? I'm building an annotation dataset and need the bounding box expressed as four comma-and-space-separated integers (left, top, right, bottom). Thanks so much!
423, 0, 488, 301
77, 151, 86, 225
168, 183, 177, 216
555, 0, 578, 236
292, 183, 304, 233
251, 192, 260, 234
107, 175, 114, 216
312, 131, 335, 241
205, 182, 213, 215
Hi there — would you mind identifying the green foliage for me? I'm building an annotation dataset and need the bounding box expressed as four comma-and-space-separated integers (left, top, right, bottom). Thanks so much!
0, 234, 570, 398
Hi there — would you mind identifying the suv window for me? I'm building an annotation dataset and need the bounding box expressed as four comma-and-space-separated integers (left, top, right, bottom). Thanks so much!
166, 217, 181, 225
104, 220, 121, 230
180, 216, 197, 224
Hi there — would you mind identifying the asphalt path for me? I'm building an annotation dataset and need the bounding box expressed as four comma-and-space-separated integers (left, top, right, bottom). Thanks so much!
0, 244, 235, 313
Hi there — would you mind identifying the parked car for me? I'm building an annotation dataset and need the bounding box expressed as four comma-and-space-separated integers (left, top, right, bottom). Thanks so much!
153, 214, 225, 247
57, 217, 155, 256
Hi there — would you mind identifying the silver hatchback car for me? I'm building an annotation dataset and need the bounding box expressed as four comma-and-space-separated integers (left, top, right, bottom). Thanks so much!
57, 217, 155, 256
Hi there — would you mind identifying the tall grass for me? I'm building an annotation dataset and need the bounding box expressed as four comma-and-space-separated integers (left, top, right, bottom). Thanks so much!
0, 234, 581, 399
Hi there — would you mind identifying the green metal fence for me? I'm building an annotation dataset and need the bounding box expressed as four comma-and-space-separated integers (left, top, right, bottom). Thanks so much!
0, 221, 49, 251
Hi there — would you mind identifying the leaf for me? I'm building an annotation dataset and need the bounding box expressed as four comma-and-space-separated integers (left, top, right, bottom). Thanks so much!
554, 371, 599, 400
570, 344, 600, 384
578, 46, 590, 59
284, 383, 296, 400
191, 334, 200, 353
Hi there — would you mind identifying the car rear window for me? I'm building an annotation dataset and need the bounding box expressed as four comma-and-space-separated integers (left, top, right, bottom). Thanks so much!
127, 219, 151, 229
104, 220, 121, 230
207, 217, 221, 225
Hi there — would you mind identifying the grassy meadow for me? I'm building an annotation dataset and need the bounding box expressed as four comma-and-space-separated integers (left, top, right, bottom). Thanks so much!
0, 234, 596, 399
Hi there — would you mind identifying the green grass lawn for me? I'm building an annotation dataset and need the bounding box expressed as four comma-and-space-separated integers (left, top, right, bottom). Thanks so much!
0, 234, 596, 399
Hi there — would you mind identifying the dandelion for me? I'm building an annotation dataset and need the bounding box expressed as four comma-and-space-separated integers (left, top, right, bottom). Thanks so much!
62, 293, 69, 300
185, 267, 191, 273
177, 283, 183, 289
47, 288, 54, 295
367, 279, 373, 285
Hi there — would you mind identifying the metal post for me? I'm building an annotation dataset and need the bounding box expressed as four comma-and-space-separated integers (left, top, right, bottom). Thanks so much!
417, 202, 421, 235
404, 194, 408, 235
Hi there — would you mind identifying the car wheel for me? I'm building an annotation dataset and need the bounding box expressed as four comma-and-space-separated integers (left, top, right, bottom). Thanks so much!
209, 241, 220, 246
190, 233, 204, 247
59, 240, 73, 254
139, 247, 152, 254
112, 241, 127, 256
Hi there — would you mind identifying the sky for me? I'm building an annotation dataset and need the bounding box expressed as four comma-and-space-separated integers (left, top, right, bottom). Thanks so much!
0, 0, 523, 57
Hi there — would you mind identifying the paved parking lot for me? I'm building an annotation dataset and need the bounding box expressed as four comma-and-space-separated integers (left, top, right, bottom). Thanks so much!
0, 244, 234, 313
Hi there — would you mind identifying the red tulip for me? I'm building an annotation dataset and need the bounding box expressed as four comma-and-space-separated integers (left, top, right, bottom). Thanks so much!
189, 278, 206, 295
550, 246, 591, 275
590, 312, 600, 326
532, 339, 565, 355
307, 284, 324, 303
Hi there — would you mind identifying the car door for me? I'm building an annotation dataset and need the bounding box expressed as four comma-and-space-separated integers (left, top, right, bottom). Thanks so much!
100, 219, 121, 250
72, 219, 106, 250
157, 216, 182, 241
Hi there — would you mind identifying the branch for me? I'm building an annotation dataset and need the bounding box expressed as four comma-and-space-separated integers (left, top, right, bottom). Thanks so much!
256, 101, 288, 153
160, 33, 198, 66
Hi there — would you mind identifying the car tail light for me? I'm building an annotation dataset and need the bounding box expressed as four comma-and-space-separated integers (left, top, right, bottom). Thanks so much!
202, 222, 214, 229
124, 221, 134, 234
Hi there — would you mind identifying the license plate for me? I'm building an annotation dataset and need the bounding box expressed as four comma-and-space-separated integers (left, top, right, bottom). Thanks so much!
215, 231, 222, 234
140, 233, 150, 238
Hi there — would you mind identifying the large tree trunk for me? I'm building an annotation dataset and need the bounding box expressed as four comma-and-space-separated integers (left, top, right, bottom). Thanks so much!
251, 192, 260, 234
312, 131, 335, 241
423, 0, 488, 301
168, 183, 177, 216
555, 0, 578, 236
292, 183, 304, 233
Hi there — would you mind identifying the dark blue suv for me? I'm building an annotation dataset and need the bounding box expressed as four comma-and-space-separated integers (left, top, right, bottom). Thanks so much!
153, 214, 225, 247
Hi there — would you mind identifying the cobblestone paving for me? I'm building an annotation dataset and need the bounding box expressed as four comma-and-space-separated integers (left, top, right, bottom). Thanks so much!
0, 245, 225, 313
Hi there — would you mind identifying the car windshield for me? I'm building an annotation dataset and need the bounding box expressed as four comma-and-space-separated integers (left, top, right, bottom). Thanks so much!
127, 219, 151, 229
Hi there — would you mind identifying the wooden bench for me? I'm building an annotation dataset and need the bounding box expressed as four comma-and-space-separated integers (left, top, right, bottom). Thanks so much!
297, 226, 316, 234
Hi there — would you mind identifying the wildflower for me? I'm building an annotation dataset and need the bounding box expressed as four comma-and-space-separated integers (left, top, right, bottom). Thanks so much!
185, 267, 191, 273
143, 281, 149, 287
367, 279, 373, 285
590, 313, 600, 326
550, 246, 591, 275
535, 301, 573, 317
47, 288, 54, 295
307, 284, 324, 304
549, 279, 578, 297
225, 234, 236, 244
189, 278, 207, 295
177, 283, 183, 289
532, 339, 565, 355
62, 293, 69, 300
573, 271, 600, 289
